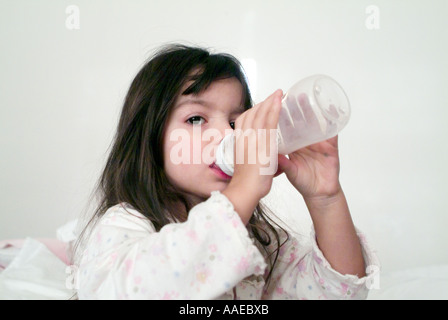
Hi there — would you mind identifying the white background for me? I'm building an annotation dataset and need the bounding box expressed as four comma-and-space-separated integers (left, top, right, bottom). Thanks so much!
1, 0, 447, 277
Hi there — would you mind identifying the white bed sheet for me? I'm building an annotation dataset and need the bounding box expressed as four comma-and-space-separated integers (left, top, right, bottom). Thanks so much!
0, 237, 74, 300
1, 219, 447, 300
368, 264, 448, 300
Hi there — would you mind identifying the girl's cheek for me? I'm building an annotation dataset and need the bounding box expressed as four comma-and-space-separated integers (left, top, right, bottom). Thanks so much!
165, 124, 222, 166
189, 130, 203, 164
201, 140, 216, 166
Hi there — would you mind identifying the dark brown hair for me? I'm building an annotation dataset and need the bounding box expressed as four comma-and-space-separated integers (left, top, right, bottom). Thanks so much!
74, 44, 288, 282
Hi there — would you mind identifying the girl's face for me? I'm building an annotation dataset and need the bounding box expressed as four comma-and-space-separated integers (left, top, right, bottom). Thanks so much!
163, 77, 245, 205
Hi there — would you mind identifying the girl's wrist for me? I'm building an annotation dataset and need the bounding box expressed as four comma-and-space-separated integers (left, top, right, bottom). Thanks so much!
303, 185, 345, 214
222, 179, 261, 225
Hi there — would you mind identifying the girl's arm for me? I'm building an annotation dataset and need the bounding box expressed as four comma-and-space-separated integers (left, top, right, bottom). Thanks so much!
222, 89, 283, 224
278, 136, 366, 277
222, 88, 365, 277
304, 187, 366, 277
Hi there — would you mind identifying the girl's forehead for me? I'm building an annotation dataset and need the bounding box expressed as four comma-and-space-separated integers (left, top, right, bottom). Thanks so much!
175, 78, 245, 110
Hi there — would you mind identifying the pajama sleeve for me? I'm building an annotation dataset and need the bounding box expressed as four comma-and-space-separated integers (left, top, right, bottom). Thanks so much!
262, 227, 380, 300
76, 191, 267, 299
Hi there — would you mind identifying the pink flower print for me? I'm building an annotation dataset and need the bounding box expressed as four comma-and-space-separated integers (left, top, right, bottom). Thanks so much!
236, 257, 250, 274
339, 282, 350, 296
209, 244, 217, 252
195, 265, 211, 284
106, 251, 118, 268
318, 277, 326, 290
289, 252, 298, 263
278, 245, 288, 257
231, 217, 240, 228
275, 287, 284, 295
134, 276, 142, 285
196, 271, 208, 283
186, 229, 198, 242
313, 252, 323, 265
254, 265, 263, 275
297, 259, 307, 274
124, 259, 134, 276
161, 292, 170, 300
95, 231, 102, 243
161, 291, 179, 300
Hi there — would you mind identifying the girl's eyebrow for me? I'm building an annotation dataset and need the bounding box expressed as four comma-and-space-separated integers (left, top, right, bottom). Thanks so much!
175, 98, 210, 109
231, 106, 246, 115
175, 98, 245, 114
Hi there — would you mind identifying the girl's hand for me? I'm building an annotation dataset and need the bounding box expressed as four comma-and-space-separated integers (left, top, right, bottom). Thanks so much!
232, 89, 283, 198
277, 136, 342, 200
222, 89, 283, 224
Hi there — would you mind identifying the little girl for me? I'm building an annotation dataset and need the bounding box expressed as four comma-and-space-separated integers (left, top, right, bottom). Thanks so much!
74, 44, 379, 300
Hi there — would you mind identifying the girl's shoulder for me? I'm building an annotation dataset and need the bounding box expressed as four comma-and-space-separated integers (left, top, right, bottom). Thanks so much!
99, 203, 156, 234
78, 203, 156, 259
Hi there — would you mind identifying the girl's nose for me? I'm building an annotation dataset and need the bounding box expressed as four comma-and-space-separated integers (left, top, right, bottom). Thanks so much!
216, 121, 234, 142
208, 117, 232, 138
201, 120, 233, 165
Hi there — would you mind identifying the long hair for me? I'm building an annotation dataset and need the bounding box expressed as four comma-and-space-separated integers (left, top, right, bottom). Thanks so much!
74, 44, 288, 282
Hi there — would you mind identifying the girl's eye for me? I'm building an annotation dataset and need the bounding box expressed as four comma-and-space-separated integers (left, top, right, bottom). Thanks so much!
229, 121, 235, 129
187, 116, 205, 126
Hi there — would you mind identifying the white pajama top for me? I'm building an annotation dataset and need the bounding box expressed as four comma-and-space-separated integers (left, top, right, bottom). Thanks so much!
77, 191, 379, 300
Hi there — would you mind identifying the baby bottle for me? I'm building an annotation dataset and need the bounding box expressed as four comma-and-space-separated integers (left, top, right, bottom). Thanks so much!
216, 74, 351, 176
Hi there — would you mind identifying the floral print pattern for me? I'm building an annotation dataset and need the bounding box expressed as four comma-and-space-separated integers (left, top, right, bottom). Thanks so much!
77, 191, 379, 300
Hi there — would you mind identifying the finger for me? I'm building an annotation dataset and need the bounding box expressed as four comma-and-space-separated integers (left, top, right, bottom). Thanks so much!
327, 135, 338, 148
273, 164, 284, 178
248, 90, 282, 167
266, 89, 283, 129
260, 89, 282, 113
254, 89, 282, 129
277, 154, 297, 179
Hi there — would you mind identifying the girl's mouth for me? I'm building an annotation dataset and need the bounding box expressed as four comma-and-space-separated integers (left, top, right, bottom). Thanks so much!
209, 163, 232, 180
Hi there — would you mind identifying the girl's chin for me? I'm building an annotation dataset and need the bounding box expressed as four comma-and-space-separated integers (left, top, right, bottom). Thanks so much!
182, 183, 229, 204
